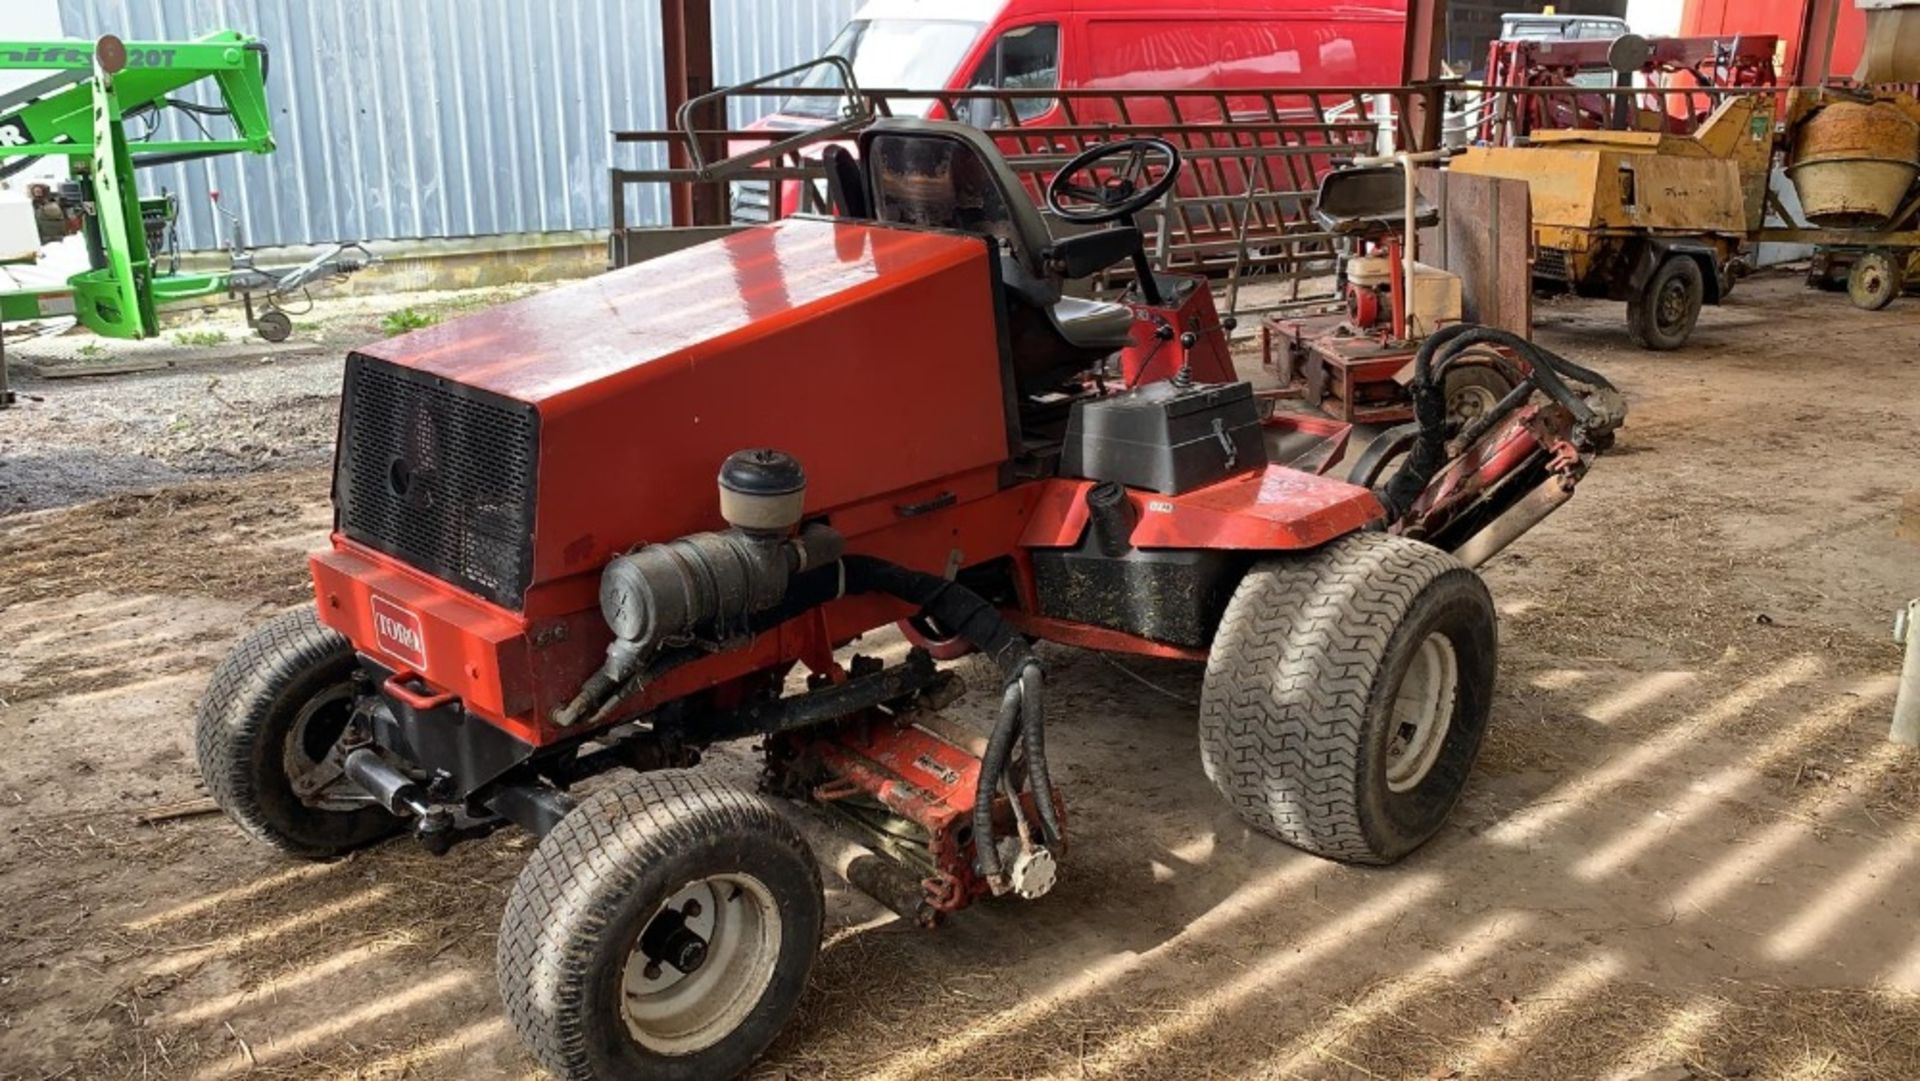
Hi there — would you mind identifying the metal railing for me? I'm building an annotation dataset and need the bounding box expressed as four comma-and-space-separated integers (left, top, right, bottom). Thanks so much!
607, 79, 1796, 312
612, 83, 1431, 312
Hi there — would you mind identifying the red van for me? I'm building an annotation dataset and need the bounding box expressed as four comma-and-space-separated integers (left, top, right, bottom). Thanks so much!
734, 0, 1410, 219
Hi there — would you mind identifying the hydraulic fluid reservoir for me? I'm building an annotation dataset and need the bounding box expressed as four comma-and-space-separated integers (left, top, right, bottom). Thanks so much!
1787, 99, 1920, 229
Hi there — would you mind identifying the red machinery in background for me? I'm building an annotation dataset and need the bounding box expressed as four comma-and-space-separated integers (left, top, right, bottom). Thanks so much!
1478, 32, 1780, 146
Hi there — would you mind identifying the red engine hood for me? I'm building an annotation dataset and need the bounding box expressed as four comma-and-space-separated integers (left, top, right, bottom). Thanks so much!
351, 219, 1013, 608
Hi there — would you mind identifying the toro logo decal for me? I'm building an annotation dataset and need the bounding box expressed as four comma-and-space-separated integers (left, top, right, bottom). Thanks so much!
370, 596, 428, 671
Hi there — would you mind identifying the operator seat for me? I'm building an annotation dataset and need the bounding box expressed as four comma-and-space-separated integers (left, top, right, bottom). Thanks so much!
1313, 165, 1440, 238
854, 119, 1137, 395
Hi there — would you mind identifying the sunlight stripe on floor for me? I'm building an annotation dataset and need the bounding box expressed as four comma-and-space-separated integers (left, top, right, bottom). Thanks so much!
147, 886, 393, 977
325, 1016, 512, 1079
1576, 675, 1895, 879
1766, 821, 1920, 961
125, 862, 345, 931
1450, 952, 1624, 1077
1048, 874, 1444, 1079
865, 856, 1338, 1081
1483, 657, 1820, 848
1673, 740, 1910, 914
191, 969, 473, 1081
165, 936, 416, 1025
1266, 912, 1526, 1078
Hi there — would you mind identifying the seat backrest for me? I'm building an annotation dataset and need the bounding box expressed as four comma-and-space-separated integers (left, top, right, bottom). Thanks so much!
821, 144, 871, 219
1313, 165, 1440, 237
856, 119, 1055, 276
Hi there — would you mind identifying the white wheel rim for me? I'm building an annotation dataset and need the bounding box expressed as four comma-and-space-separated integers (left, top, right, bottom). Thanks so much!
1449, 384, 1501, 426
621, 873, 781, 1055
1385, 633, 1460, 793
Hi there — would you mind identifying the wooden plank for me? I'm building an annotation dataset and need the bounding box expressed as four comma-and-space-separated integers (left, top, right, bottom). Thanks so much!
1419, 169, 1533, 338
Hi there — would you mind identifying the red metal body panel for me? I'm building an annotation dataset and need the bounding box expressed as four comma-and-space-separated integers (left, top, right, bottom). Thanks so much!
1022, 469, 1381, 553
1006, 613, 1211, 661
1683, 0, 1866, 83
360, 220, 1012, 605
311, 545, 538, 734
1114, 280, 1237, 387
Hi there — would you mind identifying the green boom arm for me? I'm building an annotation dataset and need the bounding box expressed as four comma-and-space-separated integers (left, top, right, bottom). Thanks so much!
0, 31, 274, 338
0, 32, 273, 162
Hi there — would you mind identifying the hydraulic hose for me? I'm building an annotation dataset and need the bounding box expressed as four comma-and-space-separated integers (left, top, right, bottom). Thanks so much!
1380, 324, 1620, 521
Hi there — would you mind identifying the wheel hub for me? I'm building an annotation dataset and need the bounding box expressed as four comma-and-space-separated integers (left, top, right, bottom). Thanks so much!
282, 684, 369, 811
621, 874, 781, 1054
1448, 384, 1500, 426
1384, 632, 1460, 792
1658, 280, 1688, 328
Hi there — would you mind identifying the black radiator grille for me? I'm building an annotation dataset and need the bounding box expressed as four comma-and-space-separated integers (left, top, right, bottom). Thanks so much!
335, 354, 539, 608
1535, 247, 1571, 282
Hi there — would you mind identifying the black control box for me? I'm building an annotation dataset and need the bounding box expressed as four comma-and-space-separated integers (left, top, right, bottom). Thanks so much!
1060, 381, 1267, 495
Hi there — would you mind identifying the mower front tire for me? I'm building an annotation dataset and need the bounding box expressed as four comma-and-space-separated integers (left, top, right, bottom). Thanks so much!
498, 770, 823, 1081
1198, 534, 1496, 864
194, 608, 401, 859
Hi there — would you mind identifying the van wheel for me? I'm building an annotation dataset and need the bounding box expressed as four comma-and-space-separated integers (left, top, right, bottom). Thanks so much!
499, 771, 823, 1081
194, 608, 401, 859
1627, 255, 1704, 350
1198, 534, 1497, 864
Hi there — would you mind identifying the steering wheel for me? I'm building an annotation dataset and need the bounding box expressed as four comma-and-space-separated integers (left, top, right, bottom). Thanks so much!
1045, 138, 1182, 224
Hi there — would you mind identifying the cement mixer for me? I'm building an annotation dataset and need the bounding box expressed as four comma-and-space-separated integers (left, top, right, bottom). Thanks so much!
1772, 88, 1920, 310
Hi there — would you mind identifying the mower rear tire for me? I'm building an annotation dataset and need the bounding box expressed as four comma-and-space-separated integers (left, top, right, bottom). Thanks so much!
1198, 534, 1496, 865
194, 607, 401, 859
1627, 255, 1704, 351
499, 770, 822, 1081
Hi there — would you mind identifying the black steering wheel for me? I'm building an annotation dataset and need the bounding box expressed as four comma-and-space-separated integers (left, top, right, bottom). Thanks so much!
1045, 138, 1182, 224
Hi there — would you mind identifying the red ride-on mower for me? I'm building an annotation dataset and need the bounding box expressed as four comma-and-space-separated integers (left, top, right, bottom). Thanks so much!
196, 120, 1624, 1080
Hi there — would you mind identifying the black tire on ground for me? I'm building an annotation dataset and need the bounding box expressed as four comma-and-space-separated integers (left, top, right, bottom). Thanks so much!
1627, 255, 1705, 351
498, 771, 823, 1081
1198, 533, 1497, 865
1442, 363, 1516, 428
194, 607, 401, 859
1847, 251, 1902, 312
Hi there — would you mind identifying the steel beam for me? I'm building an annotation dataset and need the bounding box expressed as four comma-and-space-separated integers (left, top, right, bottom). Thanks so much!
1401, 0, 1446, 83
1795, 0, 1845, 83
1401, 0, 1447, 151
660, 0, 721, 227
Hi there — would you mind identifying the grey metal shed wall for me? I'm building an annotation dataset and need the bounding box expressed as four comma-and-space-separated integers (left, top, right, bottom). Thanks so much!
713, 0, 858, 127
55, 0, 852, 250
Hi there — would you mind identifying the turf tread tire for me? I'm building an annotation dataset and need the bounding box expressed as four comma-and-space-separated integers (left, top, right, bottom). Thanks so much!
498, 770, 822, 1081
1198, 533, 1495, 865
194, 607, 398, 859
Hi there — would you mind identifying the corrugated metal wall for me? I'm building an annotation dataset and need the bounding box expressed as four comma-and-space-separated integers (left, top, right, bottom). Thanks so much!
713, 0, 857, 127
54, 0, 854, 250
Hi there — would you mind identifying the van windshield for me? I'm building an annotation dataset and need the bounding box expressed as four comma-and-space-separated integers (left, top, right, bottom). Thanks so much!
781, 19, 985, 119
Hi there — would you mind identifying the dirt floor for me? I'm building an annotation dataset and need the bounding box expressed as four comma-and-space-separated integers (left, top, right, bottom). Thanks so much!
2, 273, 1918, 1081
